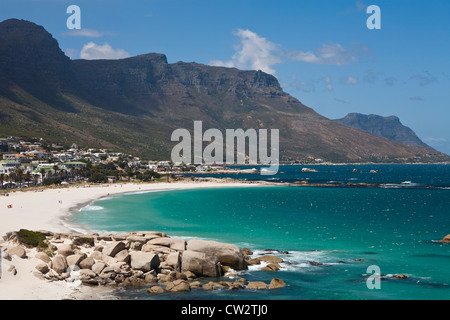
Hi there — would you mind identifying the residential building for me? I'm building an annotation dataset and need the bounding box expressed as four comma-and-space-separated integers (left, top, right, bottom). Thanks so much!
0, 160, 21, 174
61, 161, 87, 170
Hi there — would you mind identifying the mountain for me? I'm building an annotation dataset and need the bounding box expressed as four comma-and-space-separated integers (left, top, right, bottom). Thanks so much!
334, 113, 432, 149
0, 19, 449, 163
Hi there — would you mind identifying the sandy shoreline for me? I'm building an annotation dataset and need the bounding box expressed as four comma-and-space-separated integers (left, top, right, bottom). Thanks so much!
0, 180, 268, 300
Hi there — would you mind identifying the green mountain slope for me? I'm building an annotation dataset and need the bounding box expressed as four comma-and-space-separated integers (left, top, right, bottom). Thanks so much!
0, 19, 448, 163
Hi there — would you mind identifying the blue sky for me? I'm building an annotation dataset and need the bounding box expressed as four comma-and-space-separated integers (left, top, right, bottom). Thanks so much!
2, 0, 450, 154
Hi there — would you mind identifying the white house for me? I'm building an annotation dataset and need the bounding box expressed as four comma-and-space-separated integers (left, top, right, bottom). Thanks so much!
0, 160, 21, 174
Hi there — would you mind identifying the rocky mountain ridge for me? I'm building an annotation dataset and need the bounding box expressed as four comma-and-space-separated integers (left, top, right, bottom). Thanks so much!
0, 18, 448, 163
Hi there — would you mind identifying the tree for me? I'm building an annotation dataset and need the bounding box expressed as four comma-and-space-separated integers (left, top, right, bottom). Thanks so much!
40, 168, 46, 182
53, 165, 59, 177
33, 173, 40, 186
0, 173, 4, 189
14, 167, 24, 187
24, 171, 31, 186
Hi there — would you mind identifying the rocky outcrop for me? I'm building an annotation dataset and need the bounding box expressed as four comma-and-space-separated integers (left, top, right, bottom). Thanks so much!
439, 234, 450, 243
1, 229, 287, 294
335, 113, 432, 149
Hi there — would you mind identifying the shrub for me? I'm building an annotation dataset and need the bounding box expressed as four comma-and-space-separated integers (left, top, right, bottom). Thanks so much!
17, 229, 48, 249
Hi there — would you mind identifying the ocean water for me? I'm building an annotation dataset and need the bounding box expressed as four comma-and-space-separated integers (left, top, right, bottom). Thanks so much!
71, 165, 450, 300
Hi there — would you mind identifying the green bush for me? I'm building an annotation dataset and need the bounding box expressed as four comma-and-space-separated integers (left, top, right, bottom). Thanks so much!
17, 229, 48, 248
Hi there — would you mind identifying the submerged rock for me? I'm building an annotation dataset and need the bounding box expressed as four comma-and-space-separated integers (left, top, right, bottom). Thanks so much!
269, 278, 286, 289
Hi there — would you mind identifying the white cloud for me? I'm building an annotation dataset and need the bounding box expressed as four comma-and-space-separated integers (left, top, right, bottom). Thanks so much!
64, 29, 103, 37
323, 76, 333, 91
210, 29, 366, 75
342, 76, 358, 85
287, 43, 359, 66
80, 42, 130, 60
64, 48, 78, 59
210, 29, 280, 75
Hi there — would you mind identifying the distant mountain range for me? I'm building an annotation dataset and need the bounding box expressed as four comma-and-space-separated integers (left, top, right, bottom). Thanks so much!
0, 18, 448, 163
334, 113, 432, 149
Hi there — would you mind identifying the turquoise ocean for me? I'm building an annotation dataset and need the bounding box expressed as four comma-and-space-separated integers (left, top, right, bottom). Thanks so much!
70, 164, 450, 300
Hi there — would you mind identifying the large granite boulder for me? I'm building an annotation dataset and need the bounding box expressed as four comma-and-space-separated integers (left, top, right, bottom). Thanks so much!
186, 239, 246, 270
51, 254, 68, 274
130, 252, 160, 272
147, 237, 186, 251
7, 246, 26, 259
102, 241, 126, 257
181, 250, 222, 277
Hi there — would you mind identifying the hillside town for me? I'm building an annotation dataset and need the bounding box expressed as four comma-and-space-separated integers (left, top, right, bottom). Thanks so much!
0, 136, 224, 189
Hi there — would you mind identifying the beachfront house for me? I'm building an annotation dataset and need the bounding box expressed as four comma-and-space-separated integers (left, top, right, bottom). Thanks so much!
0, 160, 21, 174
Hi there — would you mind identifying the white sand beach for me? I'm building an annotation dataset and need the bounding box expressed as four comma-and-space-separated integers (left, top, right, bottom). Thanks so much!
0, 180, 264, 300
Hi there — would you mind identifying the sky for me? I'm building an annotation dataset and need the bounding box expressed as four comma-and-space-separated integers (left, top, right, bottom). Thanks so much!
1, 0, 450, 154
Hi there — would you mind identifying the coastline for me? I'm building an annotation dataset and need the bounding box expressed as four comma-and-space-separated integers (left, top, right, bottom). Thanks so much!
0, 180, 269, 300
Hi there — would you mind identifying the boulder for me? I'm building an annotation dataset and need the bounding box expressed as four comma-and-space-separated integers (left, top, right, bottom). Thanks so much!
255, 255, 283, 264
166, 252, 181, 272
241, 248, 253, 258
7, 246, 27, 259
66, 254, 85, 268
247, 281, 267, 290
181, 250, 222, 277
35, 263, 49, 274
89, 250, 103, 260
79, 257, 95, 270
115, 249, 130, 264
51, 254, 68, 274
269, 278, 286, 289
130, 252, 160, 272
190, 281, 203, 289
144, 273, 158, 283
8, 265, 17, 275
103, 241, 126, 257
35, 252, 51, 264
182, 270, 197, 280
122, 275, 147, 287
126, 235, 148, 244
102, 255, 118, 266
92, 261, 106, 275
57, 244, 74, 257
97, 234, 113, 241
439, 234, 450, 243
141, 244, 176, 254
147, 237, 186, 251
165, 279, 190, 292
79, 269, 97, 283
261, 263, 280, 271
147, 286, 164, 294
111, 233, 130, 241
186, 239, 246, 270
202, 282, 216, 291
